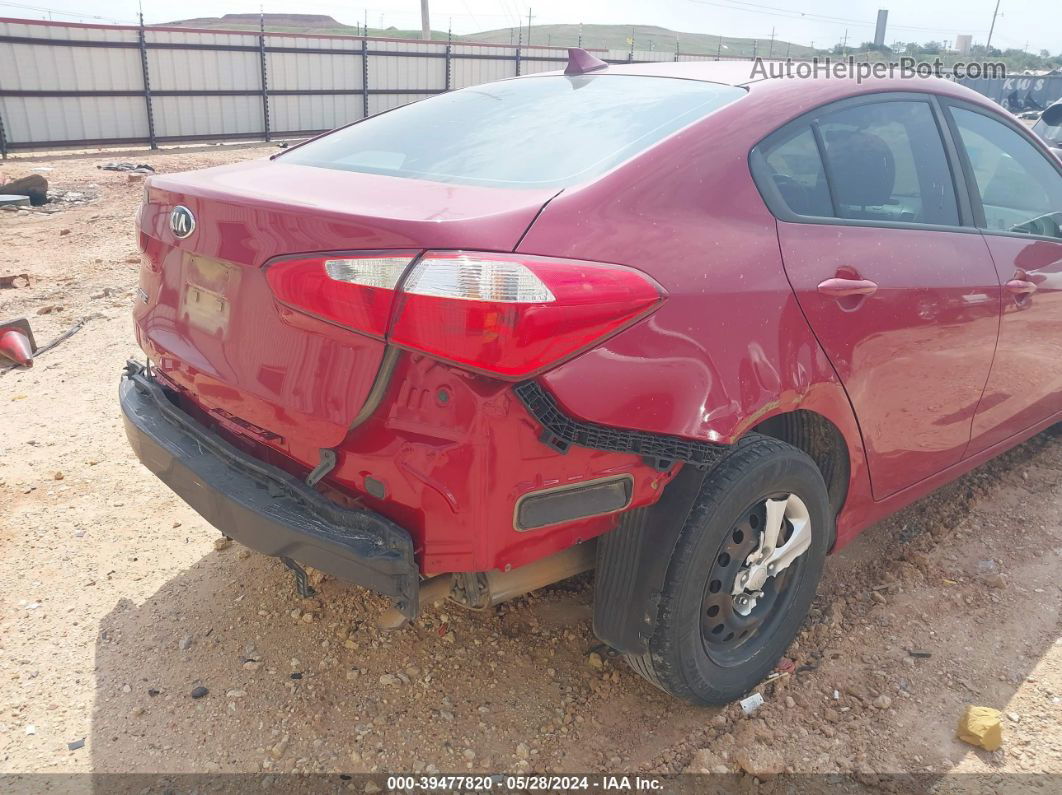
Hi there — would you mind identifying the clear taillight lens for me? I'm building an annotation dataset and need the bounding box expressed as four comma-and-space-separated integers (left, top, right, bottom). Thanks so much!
402, 255, 556, 303
389, 251, 663, 378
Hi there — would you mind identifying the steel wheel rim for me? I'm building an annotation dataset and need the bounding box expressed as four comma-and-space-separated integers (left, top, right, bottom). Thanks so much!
700, 492, 813, 666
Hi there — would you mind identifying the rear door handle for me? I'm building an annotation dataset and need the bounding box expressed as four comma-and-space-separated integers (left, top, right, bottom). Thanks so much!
1005, 279, 1037, 296
817, 277, 878, 297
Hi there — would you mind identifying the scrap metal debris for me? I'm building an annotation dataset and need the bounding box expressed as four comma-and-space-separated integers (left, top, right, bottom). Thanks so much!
98, 162, 155, 174
739, 692, 765, 716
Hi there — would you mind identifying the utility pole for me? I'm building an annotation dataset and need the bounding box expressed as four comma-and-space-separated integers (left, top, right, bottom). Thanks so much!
985, 0, 1001, 52
527, 8, 532, 47
842, 29, 849, 54
768, 27, 775, 58
420, 0, 430, 41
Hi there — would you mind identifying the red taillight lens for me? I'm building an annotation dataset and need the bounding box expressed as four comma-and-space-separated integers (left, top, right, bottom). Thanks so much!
265, 252, 416, 337
389, 251, 663, 378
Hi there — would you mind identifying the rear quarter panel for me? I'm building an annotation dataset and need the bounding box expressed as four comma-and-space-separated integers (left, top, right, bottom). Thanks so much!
516, 84, 880, 545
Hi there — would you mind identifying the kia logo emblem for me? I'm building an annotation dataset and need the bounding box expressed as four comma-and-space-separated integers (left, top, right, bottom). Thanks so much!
169, 205, 196, 239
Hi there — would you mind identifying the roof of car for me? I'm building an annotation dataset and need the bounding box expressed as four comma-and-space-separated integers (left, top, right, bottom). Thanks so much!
549, 59, 996, 108
580, 60, 777, 86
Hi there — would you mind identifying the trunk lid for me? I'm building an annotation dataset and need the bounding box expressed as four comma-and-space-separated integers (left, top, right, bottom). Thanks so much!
134, 158, 556, 452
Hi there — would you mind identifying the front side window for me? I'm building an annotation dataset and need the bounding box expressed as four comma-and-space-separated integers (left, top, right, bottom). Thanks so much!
281, 75, 745, 189
951, 107, 1062, 239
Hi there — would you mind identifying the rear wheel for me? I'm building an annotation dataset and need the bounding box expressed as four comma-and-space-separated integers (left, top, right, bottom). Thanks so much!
627, 435, 831, 705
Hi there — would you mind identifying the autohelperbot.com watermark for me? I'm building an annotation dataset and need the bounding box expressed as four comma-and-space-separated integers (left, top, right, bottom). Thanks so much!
750, 56, 1006, 83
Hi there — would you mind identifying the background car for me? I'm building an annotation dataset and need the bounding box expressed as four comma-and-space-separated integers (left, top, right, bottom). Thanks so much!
1033, 101, 1062, 157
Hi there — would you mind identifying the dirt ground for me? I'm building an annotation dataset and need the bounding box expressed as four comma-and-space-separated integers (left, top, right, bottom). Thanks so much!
0, 145, 1060, 782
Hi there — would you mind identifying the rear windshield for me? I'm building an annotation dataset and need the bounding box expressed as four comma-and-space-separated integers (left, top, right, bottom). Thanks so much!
281, 75, 745, 189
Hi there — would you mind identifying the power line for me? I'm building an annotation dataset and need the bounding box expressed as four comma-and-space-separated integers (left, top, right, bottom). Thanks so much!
685, 0, 988, 35
0, 0, 135, 23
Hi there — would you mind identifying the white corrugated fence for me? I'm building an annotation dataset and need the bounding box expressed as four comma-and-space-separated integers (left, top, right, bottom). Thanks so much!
0, 17, 722, 155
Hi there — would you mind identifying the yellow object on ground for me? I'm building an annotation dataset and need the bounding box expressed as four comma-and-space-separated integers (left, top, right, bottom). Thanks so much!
957, 706, 1003, 751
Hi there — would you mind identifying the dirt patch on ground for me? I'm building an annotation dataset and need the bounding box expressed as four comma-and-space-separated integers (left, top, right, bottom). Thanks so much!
0, 145, 1059, 779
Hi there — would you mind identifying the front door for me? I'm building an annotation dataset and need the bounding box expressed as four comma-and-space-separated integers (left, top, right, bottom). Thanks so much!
753, 95, 1000, 499
944, 102, 1062, 454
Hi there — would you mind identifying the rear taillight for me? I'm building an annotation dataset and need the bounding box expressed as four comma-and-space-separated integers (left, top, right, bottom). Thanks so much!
265, 252, 417, 337
266, 250, 663, 378
390, 252, 663, 378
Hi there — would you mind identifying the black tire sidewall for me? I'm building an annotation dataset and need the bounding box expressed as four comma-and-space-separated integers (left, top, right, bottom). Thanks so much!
654, 438, 831, 704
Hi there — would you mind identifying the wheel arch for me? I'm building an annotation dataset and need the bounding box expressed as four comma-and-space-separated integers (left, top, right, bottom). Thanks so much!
750, 408, 850, 522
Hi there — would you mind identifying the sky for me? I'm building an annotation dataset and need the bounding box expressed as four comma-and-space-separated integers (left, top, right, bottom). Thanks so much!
0, 0, 1056, 54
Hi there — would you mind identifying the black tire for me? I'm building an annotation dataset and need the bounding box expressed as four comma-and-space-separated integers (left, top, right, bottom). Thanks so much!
627, 434, 831, 705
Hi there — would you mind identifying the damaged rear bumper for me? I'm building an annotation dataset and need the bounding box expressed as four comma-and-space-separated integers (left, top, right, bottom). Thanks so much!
119, 363, 420, 618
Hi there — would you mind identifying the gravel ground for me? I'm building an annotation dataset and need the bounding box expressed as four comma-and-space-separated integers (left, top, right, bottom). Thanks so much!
0, 145, 1060, 781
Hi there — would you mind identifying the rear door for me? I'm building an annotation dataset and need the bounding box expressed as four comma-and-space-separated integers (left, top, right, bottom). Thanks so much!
752, 93, 1000, 499
943, 101, 1062, 454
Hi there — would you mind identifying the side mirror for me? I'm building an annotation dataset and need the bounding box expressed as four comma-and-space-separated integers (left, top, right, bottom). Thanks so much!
1042, 104, 1062, 126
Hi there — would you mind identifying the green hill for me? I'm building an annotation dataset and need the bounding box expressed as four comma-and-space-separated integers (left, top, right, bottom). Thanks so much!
159, 16, 815, 57
159, 14, 451, 40
464, 23, 815, 58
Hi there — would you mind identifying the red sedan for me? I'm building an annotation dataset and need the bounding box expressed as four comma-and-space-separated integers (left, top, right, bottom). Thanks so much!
122, 52, 1062, 705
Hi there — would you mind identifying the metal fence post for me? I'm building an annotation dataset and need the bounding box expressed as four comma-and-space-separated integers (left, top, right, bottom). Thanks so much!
0, 105, 8, 159
258, 16, 271, 141
515, 46, 521, 76
445, 29, 452, 91
137, 13, 157, 149
362, 37, 370, 118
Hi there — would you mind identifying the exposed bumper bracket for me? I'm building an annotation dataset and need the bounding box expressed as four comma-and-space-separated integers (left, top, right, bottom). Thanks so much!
514, 381, 728, 469
282, 557, 317, 599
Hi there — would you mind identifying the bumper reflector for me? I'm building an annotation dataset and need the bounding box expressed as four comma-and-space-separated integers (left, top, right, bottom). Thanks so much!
515, 475, 633, 531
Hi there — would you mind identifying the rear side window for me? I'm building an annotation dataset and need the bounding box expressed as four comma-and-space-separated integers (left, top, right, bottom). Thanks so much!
761, 127, 833, 217
950, 107, 1062, 239
282, 76, 745, 189
755, 98, 960, 227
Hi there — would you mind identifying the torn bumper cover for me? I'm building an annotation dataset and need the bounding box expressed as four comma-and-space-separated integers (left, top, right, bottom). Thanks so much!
119, 363, 420, 618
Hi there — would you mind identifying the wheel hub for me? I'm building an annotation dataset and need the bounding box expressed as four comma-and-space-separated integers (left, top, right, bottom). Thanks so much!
730, 493, 812, 616
700, 492, 815, 657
